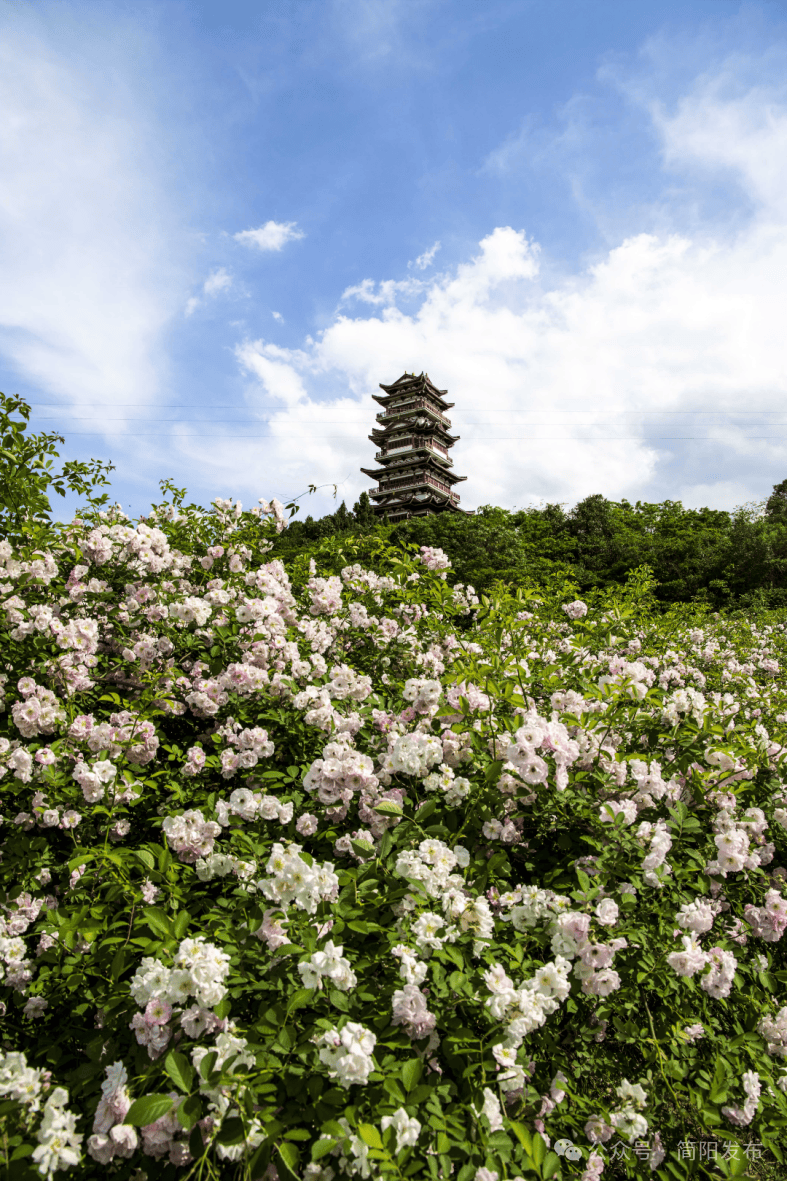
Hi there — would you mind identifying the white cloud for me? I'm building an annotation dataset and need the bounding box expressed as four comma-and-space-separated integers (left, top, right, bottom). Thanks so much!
236, 341, 311, 408
203, 267, 233, 296
234, 221, 305, 252
0, 12, 187, 415
185, 268, 233, 315
409, 241, 441, 270
340, 276, 427, 306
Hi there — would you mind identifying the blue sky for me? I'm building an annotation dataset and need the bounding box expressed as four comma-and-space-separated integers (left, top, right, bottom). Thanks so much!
2, 0, 787, 518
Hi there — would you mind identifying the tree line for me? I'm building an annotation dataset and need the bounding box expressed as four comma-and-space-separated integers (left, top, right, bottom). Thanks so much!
4, 387, 787, 611
273, 484, 787, 609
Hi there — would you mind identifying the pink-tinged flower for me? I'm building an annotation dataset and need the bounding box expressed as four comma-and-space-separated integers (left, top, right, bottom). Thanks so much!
585, 1115, 614, 1144
69, 865, 87, 889
296, 813, 319, 836
581, 1151, 605, 1181
23, 996, 48, 1019
583, 968, 621, 997
145, 997, 173, 1025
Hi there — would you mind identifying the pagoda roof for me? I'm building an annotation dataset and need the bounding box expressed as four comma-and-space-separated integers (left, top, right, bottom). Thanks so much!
370, 488, 455, 505
362, 457, 467, 484
377, 372, 454, 410
370, 443, 455, 466
369, 426, 459, 444
370, 493, 464, 517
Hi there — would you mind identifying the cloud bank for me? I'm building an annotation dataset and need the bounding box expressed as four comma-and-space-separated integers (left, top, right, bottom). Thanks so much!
233, 60, 787, 514
0, 11, 186, 416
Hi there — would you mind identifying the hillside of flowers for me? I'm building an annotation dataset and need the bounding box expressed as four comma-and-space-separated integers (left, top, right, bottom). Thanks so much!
2, 487, 787, 1181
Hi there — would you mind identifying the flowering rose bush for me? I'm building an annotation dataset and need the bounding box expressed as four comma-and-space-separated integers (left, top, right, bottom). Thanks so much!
1, 491, 787, 1181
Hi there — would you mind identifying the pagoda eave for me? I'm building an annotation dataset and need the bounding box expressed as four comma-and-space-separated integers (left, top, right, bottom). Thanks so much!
374, 457, 464, 482
378, 373, 452, 410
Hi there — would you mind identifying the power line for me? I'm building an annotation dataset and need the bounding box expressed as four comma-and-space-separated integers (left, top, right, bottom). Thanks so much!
39, 434, 787, 444
20, 402, 787, 414
26, 417, 787, 427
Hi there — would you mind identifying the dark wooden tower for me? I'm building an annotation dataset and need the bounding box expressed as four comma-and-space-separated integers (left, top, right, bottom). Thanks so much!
361, 372, 467, 522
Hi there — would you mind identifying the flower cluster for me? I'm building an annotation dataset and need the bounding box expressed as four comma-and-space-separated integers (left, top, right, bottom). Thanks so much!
259, 842, 339, 913
722, 1070, 761, 1127
316, 1023, 377, 1087
0, 1050, 82, 1176
128, 937, 231, 1058
298, 940, 357, 991
162, 809, 222, 863
667, 936, 738, 998
3, 498, 787, 1176
87, 1062, 137, 1164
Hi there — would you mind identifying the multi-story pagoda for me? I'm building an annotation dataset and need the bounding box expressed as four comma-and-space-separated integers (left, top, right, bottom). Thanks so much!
361, 372, 467, 522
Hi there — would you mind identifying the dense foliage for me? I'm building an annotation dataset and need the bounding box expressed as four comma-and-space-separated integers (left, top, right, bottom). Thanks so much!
0, 394, 113, 538
1, 483, 787, 1181
278, 490, 787, 610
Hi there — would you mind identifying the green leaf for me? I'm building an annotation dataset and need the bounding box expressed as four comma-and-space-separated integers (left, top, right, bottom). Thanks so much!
373, 800, 403, 816
312, 1139, 336, 1161
728, 1148, 748, 1177
217, 1117, 245, 1146
99, 849, 124, 868
164, 1051, 194, 1094
135, 849, 156, 870
351, 838, 375, 856
276, 1140, 301, 1181
248, 1141, 273, 1177
531, 1133, 547, 1166
176, 1093, 202, 1131
198, 1051, 218, 1082
125, 1094, 175, 1126
401, 1059, 423, 1091
286, 988, 314, 1013
383, 1078, 406, 1103
189, 1125, 206, 1161
173, 910, 191, 939
415, 799, 438, 823
276, 1027, 294, 1052
542, 1151, 562, 1179
110, 946, 126, 981
359, 1124, 384, 1150
143, 907, 171, 938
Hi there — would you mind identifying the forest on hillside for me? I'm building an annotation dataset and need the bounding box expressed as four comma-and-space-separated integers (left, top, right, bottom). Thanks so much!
3, 390, 787, 612
274, 484, 787, 610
